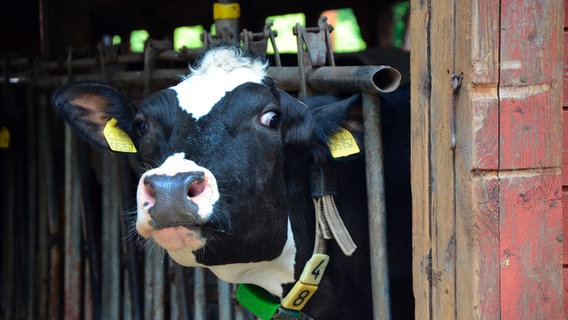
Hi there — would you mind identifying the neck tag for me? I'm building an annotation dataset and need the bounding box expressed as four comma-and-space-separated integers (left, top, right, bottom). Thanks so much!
103, 118, 137, 153
327, 127, 360, 158
0, 126, 10, 149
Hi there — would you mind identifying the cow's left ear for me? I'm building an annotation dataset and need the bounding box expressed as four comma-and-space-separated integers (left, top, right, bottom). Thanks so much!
51, 81, 136, 150
305, 94, 361, 144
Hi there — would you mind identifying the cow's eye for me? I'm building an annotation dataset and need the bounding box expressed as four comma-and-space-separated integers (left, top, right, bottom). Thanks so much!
136, 121, 148, 136
259, 111, 280, 129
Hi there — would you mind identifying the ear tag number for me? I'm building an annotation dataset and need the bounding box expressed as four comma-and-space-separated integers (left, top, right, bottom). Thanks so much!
281, 254, 329, 311
299, 254, 329, 285
281, 282, 318, 311
103, 118, 137, 153
327, 127, 360, 158
0, 126, 10, 149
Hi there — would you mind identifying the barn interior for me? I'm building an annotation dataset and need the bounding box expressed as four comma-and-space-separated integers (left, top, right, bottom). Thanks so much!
0, 1, 411, 319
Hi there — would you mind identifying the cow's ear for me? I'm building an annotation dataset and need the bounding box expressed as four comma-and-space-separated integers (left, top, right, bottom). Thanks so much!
51, 81, 135, 150
305, 94, 362, 143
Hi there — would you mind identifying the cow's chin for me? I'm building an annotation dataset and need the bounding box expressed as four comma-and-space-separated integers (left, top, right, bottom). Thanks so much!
149, 226, 206, 258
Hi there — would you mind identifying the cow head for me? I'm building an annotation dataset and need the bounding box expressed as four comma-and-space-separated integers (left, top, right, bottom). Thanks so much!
52, 46, 360, 296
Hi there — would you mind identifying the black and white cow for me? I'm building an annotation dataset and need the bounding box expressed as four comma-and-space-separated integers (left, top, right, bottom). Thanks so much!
52, 46, 412, 319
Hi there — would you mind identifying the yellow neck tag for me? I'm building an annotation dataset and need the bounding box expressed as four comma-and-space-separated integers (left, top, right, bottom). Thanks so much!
103, 118, 137, 153
280, 254, 330, 311
327, 127, 360, 158
0, 126, 10, 149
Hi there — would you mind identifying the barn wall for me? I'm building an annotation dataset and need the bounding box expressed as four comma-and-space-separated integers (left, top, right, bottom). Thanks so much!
412, 0, 564, 319
563, 0, 568, 317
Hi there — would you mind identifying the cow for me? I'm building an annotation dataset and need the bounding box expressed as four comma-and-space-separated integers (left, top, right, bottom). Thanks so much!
51, 46, 412, 319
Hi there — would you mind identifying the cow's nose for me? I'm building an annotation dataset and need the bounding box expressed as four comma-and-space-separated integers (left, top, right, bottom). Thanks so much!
141, 171, 208, 228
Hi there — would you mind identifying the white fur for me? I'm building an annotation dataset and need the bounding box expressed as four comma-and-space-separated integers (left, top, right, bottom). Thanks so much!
208, 219, 297, 297
171, 47, 267, 119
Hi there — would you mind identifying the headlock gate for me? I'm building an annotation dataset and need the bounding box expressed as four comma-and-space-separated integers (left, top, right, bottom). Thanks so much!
0, 3, 402, 319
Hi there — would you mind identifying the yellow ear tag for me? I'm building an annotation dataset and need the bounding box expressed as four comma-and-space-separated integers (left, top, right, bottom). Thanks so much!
327, 127, 360, 158
0, 126, 10, 149
103, 118, 137, 153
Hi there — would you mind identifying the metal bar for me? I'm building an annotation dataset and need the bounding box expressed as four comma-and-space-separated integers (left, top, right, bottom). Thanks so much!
36, 93, 55, 319
362, 93, 390, 319
101, 153, 121, 319
63, 124, 83, 319
26, 86, 39, 320
193, 267, 206, 320
267, 66, 401, 94
118, 157, 143, 320
217, 279, 232, 320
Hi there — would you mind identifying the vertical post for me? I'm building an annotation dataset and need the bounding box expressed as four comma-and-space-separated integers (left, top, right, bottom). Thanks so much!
64, 125, 83, 319
217, 279, 232, 320
362, 92, 391, 319
193, 268, 207, 320
101, 153, 122, 319
213, 1, 240, 45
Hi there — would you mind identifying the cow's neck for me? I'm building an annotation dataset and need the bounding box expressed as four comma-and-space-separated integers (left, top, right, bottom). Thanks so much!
208, 218, 297, 297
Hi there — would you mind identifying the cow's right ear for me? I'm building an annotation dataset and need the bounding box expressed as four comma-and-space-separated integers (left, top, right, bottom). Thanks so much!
51, 81, 136, 151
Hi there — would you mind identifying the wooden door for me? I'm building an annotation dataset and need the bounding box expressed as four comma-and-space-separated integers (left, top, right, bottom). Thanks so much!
411, 0, 564, 318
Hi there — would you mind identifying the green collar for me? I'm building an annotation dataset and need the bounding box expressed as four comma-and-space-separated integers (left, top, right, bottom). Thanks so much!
236, 254, 330, 319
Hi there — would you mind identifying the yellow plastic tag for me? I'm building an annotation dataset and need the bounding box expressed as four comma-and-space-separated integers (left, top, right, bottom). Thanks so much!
213, 3, 240, 19
327, 127, 360, 158
103, 118, 137, 153
280, 281, 318, 311
299, 254, 329, 285
0, 126, 9, 149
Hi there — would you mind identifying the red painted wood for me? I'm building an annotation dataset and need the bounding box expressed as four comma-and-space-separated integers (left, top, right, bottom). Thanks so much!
499, 90, 560, 169
564, 32, 568, 106
472, 177, 501, 319
563, 109, 568, 185
564, 269, 568, 319
500, 2, 560, 86
498, 0, 562, 170
472, 93, 499, 170
563, 187, 568, 265
500, 172, 563, 319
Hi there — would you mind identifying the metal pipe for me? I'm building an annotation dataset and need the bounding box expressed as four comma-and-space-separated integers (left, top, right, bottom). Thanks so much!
64, 125, 83, 319
217, 280, 232, 320
362, 93, 391, 319
193, 267, 206, 320
101, 154, 122, 319
267, 65, 401, 94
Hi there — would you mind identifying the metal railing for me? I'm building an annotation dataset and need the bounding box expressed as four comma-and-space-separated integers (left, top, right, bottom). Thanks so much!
0, 14, 400, 320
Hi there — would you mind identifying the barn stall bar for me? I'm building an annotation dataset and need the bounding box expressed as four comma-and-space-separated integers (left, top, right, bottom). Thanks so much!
1, 0, 566, 319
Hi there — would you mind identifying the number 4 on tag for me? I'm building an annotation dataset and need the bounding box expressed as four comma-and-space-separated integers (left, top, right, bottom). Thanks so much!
299, 254, 330, 285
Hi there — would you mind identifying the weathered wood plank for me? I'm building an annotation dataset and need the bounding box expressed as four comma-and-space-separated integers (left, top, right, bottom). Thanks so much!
563, 32, 568, 107
499, 172, 563, 319
429, 0, 457, 318
563, 109, 568, 185
562, 187, 568, 265
499, 88, 561, 169
410, 0, 432, 318
500, 1, 562, 87
467, 175, 501, 320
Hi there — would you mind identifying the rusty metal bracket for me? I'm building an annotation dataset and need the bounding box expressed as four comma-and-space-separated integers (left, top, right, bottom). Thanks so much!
293, 17, 335, 97
240, 22, 281, 66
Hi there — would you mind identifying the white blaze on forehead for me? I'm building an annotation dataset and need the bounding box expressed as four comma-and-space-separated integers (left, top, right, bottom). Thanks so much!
171, 47, 267, 119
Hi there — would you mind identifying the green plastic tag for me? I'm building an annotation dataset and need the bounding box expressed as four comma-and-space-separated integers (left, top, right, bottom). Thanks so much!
0, 126, 9, 149
236, 284, 281, 320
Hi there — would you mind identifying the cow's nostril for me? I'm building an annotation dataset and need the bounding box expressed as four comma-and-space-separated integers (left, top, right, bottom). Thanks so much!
144, 181, 156, 198
188, 179, 206, 198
